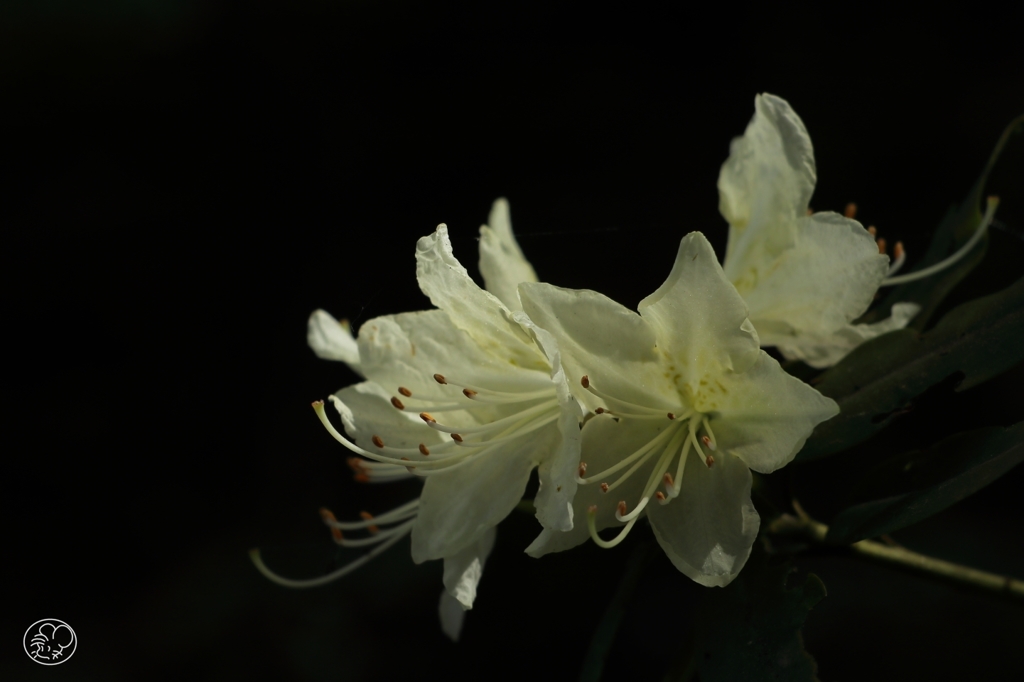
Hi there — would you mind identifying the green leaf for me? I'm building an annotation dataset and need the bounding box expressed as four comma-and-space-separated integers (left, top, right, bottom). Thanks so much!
862, 114, 1023, 330
798, 276, 1024, 460
826, 422, 1024, 544
670, 546, 825, 682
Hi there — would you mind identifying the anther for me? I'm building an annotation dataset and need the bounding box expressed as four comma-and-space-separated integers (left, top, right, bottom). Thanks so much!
419, 412, 436, 424
581, 375, 590, 388
433, 374, 447, 385
600, 482, 610, 493
359, 511, 380, 534
463, 388, 478, 398
354, 473, 370, 483
578, 462, 588, 477
398, 386, 412, 397
868, 226, 877, 237
705, 455, 715, 468
418, 443, 430, 456
894, 241, 904, 259
667, 412, 676, 420
595, 407, 606, 414
701, 435, 716, 451
663, 472, 674, 487
320, 508, 343, 542
877, 238, 887, 255
617, 501, 627, 516
371, 435, 385, 448
346, 457, 363, 471
845, 202, 857, 219
390, 396, 405, 410
451, 433, 464, 443
655, 491, 667, 501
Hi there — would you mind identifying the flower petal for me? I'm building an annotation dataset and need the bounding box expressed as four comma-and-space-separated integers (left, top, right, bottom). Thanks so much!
638, 232, 761, 383
442, 526, 496, 610
332, 382, 449, 449
478, 198, 538, 312
719, 93, 815, 280
416, 225, 546, 371
307, 309, 362, 373
648, 449, 759, 587
775, 301, 921, 369
711, 350, 839, 473
526, 415, 664, 557
739, 212, 889, 345
519, 281, 672, 413
438, 591, 466, 642
411, 424, 546, 562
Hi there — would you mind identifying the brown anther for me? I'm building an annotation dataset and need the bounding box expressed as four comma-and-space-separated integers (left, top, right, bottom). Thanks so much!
419, 412, 436, 424
868, 226, 877, 237
701, 435, 712, 448
320, 508, 343, 542
433, 373, 447, 385
844, 202, 858, 219
894, 241, 904, 259
600, 482, 610, 493
390, 396, 406, 410
877, 237, 887, 255
418, 443, 430, 456
451, 433, 464, 443
667, 412, 676, 420
617, 501, 627, 516
578, 462, 588, 477
400, 457, 410, 461
346, 457, 363, 471
806, 207, 814, 215
463, 388, 478, 399
371, 435, 385, 448
359, 511, 380, 534
398, 386, 412, 397
663, 472, 674, 487
655, 491, 667, 501
595, 407, 606, 414
705, 454, 715, 468
581, 375, 590, 388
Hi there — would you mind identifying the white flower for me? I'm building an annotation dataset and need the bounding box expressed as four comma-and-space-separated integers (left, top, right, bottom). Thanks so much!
256, 211, 580, 640
518, 232, 838, 586
718, 93, 920, 368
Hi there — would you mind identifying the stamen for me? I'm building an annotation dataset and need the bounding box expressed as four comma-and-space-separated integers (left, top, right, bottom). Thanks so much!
578, 462, 588, 477
882, 196, 999, 287
249, 519, 414, 589
586, 505, 640, 549
398, 387, 412, 397
581, 375, 682, 417
390, 397, 405, 410
371, 435, 385, 448
320, 508, 343, 542
700, 417, 718, 450
655, 491, 668, 504
420, 412, 435, 424
877, 237, 887, 255
887, 241, 907, 277
868, 226, 877, 237
419, 444, 430, 456
579, 424, 679, 488
705, 455, 715, 468
845, 202, 857, 219
600, 483, 609, 493
617, 501, 627, 516
359, 511, 379, 534
595, 407, 606, 414
451, 434, 464, 442
667, 412, 676, 420
615, 495, 650, 523
663, 472, 674, 488
581, 375, 590, 388
463, 389, 478, 398
434, 374, 447, 384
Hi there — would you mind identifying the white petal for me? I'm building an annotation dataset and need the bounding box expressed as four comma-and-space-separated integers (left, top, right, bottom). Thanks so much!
519, 281, 673, 413
526, 415, 663, 557
649, 449, 759, 587
740, 212, 889, 345
720, 93, 815, 281
442, 526, 496, 610
411, 424, 546, 562
710, 351, 839, 473
478, 198, 538, 312
776, 301, 921, 369
416, 225, 546, 371
438, 591, 466, 642
307, 309, 362, 372
638, 232, 761, 384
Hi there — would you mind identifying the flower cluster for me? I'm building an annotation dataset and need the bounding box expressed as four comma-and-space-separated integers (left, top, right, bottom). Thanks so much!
253, 94, 982, 639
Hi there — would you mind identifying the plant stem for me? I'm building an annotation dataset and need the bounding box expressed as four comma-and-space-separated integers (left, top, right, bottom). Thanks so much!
768, 505, 1024, 600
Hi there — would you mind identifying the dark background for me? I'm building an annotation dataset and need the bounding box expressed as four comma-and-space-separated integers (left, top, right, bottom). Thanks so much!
3, 1, 1023, 680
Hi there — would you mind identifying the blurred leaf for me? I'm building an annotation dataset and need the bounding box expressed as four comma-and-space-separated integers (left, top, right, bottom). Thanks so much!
798, 276, 1024, 460
670, 547, 825, 682
862, 114, 1023, 330
826, 422, 1024, 544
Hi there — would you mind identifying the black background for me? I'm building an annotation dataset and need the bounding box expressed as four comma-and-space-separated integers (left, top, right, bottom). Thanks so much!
3, 1, 1023, 680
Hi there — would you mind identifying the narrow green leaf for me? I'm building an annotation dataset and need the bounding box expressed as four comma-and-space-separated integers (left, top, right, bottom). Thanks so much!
862, 114, 1023, 330
672, 547, 825, 682
826, 422, 1024, 544
798, 277, 1024, 460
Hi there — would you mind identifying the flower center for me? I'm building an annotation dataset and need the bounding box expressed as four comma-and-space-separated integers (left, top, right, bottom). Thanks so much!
575, 375, 718, 549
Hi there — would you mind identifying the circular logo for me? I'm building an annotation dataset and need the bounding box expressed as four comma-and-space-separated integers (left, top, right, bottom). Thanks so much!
24, 619, 77, 665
